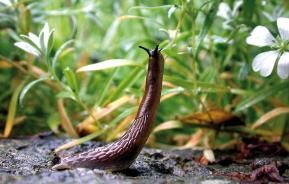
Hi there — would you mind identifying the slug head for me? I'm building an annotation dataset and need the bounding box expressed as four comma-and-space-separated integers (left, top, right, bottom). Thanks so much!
139, 45, 164, 74
139, 45, 163, 58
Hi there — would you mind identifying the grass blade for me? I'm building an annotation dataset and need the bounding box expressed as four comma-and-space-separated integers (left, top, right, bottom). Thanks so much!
252, 107, 289, 129
57, 99, 79, 138
52, 39, 74, 69
195, 0, 221, 56
234, 81, 289, 113
19, 77, 48, 106
3, 80, 26, 137
104, 67, 144, 104
164, 75, 229, 93
77, 59, 140, 72
54, 130, 105, 152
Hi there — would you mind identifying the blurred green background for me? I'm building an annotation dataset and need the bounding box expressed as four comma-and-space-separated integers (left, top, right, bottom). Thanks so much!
0, 0, 288, 150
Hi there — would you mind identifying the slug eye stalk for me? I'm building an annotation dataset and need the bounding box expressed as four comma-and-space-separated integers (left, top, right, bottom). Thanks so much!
139, 45, 162, 57
139, 46, 151, 56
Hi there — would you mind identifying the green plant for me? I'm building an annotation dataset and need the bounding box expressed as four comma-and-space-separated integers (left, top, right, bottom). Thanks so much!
0, 0, 288, 151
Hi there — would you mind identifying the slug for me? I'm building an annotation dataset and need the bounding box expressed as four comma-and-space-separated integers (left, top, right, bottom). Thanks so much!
52, 45, 164, 171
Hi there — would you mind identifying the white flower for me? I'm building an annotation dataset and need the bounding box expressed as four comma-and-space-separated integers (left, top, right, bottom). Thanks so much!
14, 23, 54, 57
246, 17, 289, 79
217, 2, 231, 20
217, 1, 243, 30
217, 1, 243, 19
168, 5, 177, 19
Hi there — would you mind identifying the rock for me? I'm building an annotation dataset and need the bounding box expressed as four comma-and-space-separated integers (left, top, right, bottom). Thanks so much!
0, 135, 287, 184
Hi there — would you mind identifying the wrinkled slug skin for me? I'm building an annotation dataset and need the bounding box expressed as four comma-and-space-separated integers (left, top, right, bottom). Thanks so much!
52, 45, 164, 171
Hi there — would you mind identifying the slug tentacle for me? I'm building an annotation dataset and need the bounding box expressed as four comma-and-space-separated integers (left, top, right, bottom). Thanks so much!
139, 46, 151, 56
139, 45, 162, 58
52, 45, 164, 171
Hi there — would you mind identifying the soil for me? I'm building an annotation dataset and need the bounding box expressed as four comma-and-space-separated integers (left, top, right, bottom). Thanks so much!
0, 133, 288, 184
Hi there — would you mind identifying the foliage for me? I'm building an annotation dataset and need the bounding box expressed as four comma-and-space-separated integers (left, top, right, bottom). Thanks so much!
0, 0, 288, 150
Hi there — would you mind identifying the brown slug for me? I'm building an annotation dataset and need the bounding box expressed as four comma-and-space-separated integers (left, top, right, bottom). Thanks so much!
52, 45, 164, 171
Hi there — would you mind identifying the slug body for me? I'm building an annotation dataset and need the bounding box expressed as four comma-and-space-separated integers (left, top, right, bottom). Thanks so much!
52, 45, 164, 171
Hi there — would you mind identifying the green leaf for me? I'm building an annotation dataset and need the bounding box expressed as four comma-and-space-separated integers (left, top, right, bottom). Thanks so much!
63, 67, 79, 93
0, 13, 14, 29
47, 30, 55, 54
164, 75, 229, 93
102, 19, 120, 49
77, 59, 140, 72
18, 4, 31, 34
109, 107, 138, 127
19, 35, 42, 53
102, 15, 154, 49
242, 0, 255, 20
128, 5, 172, 11
39, 30, 45, 54
56, 91, 76, 101
52, 39, 74, 69
161, 87, 185, 96
19, 77, 48, 106
14, 41, 41, 57
104, 67, 144, 105
47, 113, 60, 133
234, 81, 289, 113
195, 0, 221, 56
96, 68, 119, 106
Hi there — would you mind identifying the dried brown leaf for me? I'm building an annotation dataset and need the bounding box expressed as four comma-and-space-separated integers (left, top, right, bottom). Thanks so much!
77, 95, 133, 135
252, 107, 289, 129
153, 120, 182, 133
57, 99, 78, 138
182, 129, 204, 148
180, 109, 243, 126
106, 114, 135, 141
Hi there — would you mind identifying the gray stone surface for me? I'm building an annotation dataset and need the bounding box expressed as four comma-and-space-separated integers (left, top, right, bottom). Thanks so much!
0, 135, 287, 184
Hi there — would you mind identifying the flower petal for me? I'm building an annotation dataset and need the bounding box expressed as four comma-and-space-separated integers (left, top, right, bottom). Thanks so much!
14, 42, 41, 56
217, 2, 231, 20
252, 51, 278, 77
246, 26, 275, 47
277, 17, 289, 41
232, 0, 243, 17
277, 52, 289, 79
